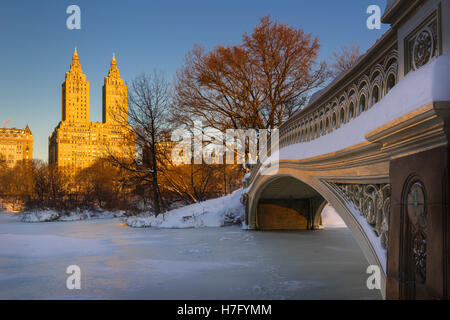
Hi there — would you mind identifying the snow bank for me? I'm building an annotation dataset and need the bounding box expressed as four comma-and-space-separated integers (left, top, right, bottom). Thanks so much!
21, 210, 60, 222
21, 209, 123, 223
126, 189, 245, 228
321, 204, 347, 228
261, 52, 450, 165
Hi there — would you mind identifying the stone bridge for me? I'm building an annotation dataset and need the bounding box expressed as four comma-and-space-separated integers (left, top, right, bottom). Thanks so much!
242, 0, 450, 300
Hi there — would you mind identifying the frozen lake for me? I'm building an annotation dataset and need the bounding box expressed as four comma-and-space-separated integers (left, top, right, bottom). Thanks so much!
0, 213, 381, 300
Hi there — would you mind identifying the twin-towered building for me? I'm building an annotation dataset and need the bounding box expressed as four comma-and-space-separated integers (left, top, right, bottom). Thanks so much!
48, 48, 135, 175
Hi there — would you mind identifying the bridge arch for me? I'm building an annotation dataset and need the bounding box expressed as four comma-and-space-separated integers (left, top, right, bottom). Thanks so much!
246, 170, 387, 295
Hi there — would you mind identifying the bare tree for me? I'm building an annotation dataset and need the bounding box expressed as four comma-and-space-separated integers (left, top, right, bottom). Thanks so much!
331, 42, 361, 77
174, 15, 330, 132
75, 159, 128, 209
30, 160, 49, 208
109, 71, 171, 215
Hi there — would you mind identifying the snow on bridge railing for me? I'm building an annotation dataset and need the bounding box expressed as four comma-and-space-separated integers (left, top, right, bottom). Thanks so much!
279, 46, 398, 149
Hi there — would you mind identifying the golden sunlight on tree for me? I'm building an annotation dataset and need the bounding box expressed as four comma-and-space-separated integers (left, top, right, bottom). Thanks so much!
174, 15, 330, 131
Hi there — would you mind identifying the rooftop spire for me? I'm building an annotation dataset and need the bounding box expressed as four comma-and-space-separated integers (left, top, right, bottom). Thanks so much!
110, 52, 117, 68
72, 47, 79, 62
107, 52, 120, 79
70, 47, 82, 73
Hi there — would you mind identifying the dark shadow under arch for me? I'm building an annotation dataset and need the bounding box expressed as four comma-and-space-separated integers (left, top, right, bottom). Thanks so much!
255, 176, 326, 230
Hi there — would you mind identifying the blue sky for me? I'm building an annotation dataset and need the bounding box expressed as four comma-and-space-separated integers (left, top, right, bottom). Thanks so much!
0, 0, 387, 161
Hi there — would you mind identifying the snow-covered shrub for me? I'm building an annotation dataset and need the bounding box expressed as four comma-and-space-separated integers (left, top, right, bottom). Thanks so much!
21, 208, 124, 223
21, 210, 60, 223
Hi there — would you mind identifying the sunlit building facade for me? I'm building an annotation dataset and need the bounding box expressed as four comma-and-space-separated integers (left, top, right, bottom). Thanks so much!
49, 49, 135, 176
0, 125, 33, 168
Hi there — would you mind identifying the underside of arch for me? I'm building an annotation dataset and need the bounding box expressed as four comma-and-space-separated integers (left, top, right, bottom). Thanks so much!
255, 176, 326, 230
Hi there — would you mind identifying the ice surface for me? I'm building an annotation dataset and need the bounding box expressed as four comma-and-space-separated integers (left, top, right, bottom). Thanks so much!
0, 215, 381, 300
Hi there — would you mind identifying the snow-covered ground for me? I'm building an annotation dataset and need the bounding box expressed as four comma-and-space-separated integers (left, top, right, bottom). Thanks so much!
21, 209, 124, 223
125, 189, 245, 228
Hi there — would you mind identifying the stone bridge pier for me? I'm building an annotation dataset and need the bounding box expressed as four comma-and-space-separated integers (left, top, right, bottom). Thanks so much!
387, 146, 450, 299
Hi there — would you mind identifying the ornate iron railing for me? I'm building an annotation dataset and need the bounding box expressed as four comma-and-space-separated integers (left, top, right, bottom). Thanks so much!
244, 31, 399, 189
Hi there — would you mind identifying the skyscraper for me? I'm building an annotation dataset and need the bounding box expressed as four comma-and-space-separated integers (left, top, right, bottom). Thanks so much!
49, 49, 135, 176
